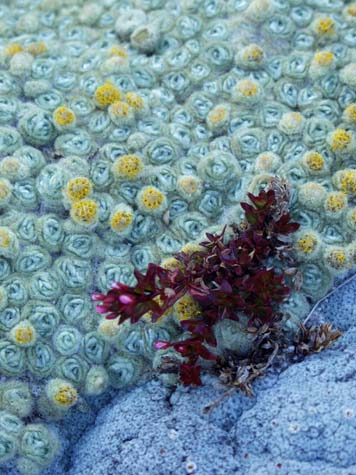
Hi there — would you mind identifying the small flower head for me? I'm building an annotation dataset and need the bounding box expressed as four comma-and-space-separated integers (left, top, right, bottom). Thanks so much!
4, 43, 23, 56
70, 199, 98, 225
53, 106, 76, 127
255, 152, 281, 173
278, 112, 304, 135
46, 379, 78, 408
65, 177, 93, 201
98, 318, 120, 339
324, 192, 347, 215
9, 321, 37, 347
26, 42, 47, 56
112, 154, 144, 180
324, 246, 350, 272
301, 151, 325, 174
126, 92, 144, 110
207, 104, 230, 129
94, 83, 122, 107
328, 129, 354, 154
0, 227, 18, 258
334, 169, 356, 195
176, 175, 202, 201
160, 257, 182, 271
0, 156, 29, 181
109, 45, 128, 58
313, 51, 334, 67
174, 294, 201, 322
109, 204, 134, 234
180, 242, 204, 254
313, 17, 336, 39
294, 230, 321, 259
108, 100, 134, 124
298, 182, 327, 209
0, 178, 12, 207
232, 79, 263, 104
242, 44, 264, 63
343, 104, 356, 124
136, 186, 167, 215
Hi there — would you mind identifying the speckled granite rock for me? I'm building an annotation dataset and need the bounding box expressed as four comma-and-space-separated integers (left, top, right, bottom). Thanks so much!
68, 276, 356, 475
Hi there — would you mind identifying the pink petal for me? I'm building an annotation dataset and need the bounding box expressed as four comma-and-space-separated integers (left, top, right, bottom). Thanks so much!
154, 341, 171, 350
119, 294, 134, 304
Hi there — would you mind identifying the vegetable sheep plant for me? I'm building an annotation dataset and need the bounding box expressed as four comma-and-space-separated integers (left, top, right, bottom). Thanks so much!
92, 181, 301, 386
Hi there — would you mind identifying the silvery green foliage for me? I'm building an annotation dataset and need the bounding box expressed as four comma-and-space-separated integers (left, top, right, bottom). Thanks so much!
1, 0, 356, 472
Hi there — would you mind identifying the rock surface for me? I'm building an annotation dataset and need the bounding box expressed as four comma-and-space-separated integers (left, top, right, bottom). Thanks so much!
67, 276, 356, 475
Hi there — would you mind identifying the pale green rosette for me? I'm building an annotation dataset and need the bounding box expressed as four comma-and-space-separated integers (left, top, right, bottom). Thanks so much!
198, 189, 224, 218
100, 142, 128, 162
62, 233, 96, 259
27, 342, 56, 377
37, 214, 64, 252
58, 156, 90, 177
53, 325, 82, 356
79, 72, 103, 96
167, 196, 189, 219
82, 331, 109, 364
53, 71, 77, 92
35, 90, 64, 111
303, 117, 334, 147
106, 353, 144, 389
12, 179, 38, 210
0, 71, 19, 95
0, 340, 25, 376
54, 129, 96, 157
3, 275, 28, 306
172, 212, 208, 240
318, 73, 340, 99
55, 355, 89, 385
0, 126, 23, 156
23, 301, 61, 338
94, 193, 115, 226
68, 96, 95, 118
281, 292, 311, 334
231, 127, 266, 157
97, 261, 136, 293
90, 159, 113, 191
18, 108, 56, 146
0, 381, 33, 418
131, 244, 160, 272
115, 321, 146, 357
36, 165, 69, 209
156, 232, 184, 256
0, 95, 18, 124
0, 307, 21, 332
129, 214, 161, 244
186, 92, 214, 121
18, 424, 60, 469
188, 60, 211, 85
14, 146, 46, 177
197, 150, 241, 189
31, 57, 55, 79
308, 99, 340, 124
148, 165, 178, 192
15, 246, 51, 274
320, 223, 347, 245
0, 411, 24, 436
29, 270, 63, 301
292, 209, 324, 232
275, 80, 298, 108
297, 86, 322, 110
111, 181, 140, 205
283, 52, 311, 80
103, 243, 131, 263
58, 293, 93, 327
259, 101, 289, 128
299, 263, 333, 301
0, 431, 17, 464
145, 137, 179, 166
54, 257, 91, 291
214, 317, 255, 356
203, 41, 233, 72
88, 111, 112, 138
23, 79, 51, 99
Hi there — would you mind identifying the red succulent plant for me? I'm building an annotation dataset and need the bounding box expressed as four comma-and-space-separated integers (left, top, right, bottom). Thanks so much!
92, 187, 300, 386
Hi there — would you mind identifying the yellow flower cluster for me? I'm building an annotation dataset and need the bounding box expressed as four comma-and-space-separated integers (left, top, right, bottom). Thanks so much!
26, 41, 47, 56
10, 322, 36, 346
296, 235, 318, 254
94, 83, 122, 107
4, 43, 23, 56
126, 92, 145, 110
53, 106, 76, 127
65, 177, 93, 201
243, 44, 264, 63
174, 294, 201, 321
304, 152, 324, 171
325, 192, 347, 213
0, 228, 11, 247
344, 103, 356, 123
110, 210, 133, 233
313, 51, 334, 67
314, 17, 335, 37
70, 199, 98, 225
237, 79, 258, 97
137, 186, 166, 213
339, 170, 356, 194
112, 154, 144, 180
110, 45, 128, 58
329, 129, 353, 152
53, 385, 78, 407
